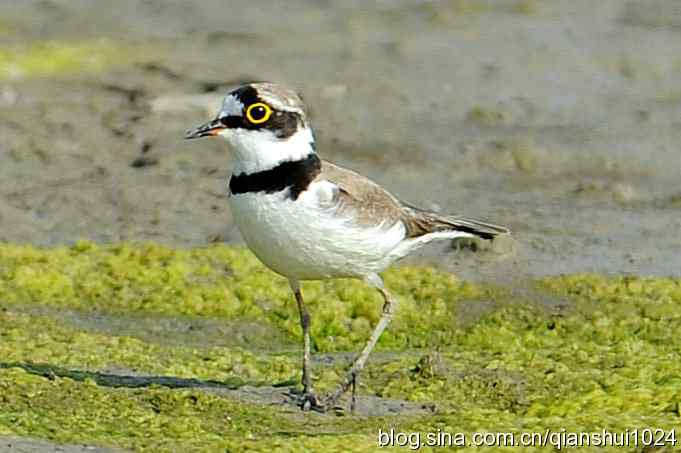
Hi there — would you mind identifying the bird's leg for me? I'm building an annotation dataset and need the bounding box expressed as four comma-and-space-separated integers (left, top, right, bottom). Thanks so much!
324, 275, 397, 410
294, 289, 313, 394
350, 371, 358, 414
290, 280, 318, 410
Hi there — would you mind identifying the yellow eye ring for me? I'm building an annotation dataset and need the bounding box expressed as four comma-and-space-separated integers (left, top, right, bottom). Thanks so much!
245, 102, 273, 124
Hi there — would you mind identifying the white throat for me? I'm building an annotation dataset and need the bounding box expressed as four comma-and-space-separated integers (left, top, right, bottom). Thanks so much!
220, 127, 316, 175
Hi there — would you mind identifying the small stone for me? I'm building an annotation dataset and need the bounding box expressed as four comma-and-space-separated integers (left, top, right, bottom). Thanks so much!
130, 156, 159, 168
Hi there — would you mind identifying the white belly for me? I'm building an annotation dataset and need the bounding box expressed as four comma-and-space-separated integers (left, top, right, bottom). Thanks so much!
229, 189, 407, 280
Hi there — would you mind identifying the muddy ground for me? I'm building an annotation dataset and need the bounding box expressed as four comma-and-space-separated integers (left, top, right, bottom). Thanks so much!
2, 0, 680, 280
1, 0, 680, 451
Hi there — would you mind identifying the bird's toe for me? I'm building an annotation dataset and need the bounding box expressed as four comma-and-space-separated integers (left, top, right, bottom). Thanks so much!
297, 390, 325, 412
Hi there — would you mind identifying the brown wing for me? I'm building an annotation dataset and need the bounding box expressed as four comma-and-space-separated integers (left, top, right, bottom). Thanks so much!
317, 160, 510, 239
316, 160, 405, 229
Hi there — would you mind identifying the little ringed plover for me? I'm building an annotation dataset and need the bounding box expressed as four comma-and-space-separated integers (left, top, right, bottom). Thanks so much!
185, 82, 509, 411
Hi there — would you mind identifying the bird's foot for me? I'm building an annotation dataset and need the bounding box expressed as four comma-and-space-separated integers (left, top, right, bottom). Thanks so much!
321, 371, 359, 414
288, 387, 352, 414
295, 389, 324, 412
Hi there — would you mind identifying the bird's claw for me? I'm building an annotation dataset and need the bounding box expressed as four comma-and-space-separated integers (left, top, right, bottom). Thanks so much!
299, 391, 325, 412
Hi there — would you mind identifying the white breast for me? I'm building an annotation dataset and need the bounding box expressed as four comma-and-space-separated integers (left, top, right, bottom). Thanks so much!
229, 181, 407, 280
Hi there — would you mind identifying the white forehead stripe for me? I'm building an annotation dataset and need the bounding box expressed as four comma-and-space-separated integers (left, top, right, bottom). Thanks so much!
221, 94, 244, 116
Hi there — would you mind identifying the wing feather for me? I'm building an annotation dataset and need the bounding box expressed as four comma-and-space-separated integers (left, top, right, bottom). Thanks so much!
315, 160, 509, 239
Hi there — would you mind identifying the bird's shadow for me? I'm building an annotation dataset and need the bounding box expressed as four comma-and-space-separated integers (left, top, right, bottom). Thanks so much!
1, 361, 436, 417
0, 361, 294, 391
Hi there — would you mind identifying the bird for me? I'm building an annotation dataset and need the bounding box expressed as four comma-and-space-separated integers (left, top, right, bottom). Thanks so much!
184, 82, 509, 412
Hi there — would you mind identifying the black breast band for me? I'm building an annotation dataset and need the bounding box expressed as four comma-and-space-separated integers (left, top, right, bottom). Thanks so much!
229, 153, 322, 200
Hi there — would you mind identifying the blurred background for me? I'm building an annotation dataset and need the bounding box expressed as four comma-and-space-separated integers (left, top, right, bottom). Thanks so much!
1, 0, 680, 280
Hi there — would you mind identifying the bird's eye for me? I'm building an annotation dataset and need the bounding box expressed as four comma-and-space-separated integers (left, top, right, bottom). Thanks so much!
245, 102, 273, 124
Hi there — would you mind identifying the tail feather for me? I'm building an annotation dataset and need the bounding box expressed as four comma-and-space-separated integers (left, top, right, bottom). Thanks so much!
432, 215, 510, 240
401, 204, 509, 240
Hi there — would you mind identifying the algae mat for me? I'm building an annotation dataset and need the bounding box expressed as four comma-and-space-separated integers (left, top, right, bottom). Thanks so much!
0, 242, 679, 452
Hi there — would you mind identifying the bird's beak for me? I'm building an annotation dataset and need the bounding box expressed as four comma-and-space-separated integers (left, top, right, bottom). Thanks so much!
184, 118, 225, 140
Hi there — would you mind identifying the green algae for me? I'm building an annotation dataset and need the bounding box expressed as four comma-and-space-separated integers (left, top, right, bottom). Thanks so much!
423, 0, 538, 26
0, 242, 680, 452
0, 18, 20, 36
0, 310, 298, 386
0, 367, 394, 452
0, 40, 139, 80
465, 106, 509, 126
0, 241, 498, 352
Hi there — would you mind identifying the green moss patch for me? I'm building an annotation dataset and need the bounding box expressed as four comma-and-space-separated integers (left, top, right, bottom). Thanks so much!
0, 40, 140, 80
0, 242, 497, 352
0, 367, 395, 452
0, 310, 297, 386
0, 242, 679, 452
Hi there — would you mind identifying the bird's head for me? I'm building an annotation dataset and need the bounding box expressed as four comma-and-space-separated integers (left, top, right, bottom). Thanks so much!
185, 82, 315, 174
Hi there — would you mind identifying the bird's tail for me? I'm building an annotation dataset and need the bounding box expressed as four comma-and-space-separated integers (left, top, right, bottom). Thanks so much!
428, 215, 509, 240
401, 204, 510, 240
